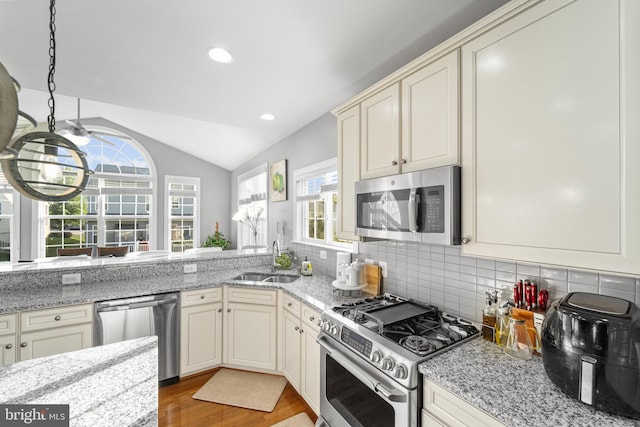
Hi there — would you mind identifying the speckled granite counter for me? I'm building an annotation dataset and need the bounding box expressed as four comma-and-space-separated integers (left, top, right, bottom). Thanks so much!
419, 338, 640, 427
0, 260, 360, 314
0, 336, 157, 426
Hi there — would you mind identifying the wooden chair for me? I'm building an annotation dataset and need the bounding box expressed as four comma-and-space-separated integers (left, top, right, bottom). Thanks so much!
97, 246, 130, 257
57, 247, 93, 257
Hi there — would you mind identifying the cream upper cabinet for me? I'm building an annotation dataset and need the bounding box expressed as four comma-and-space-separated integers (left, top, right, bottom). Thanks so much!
460, 0, 640, 274
360, 83, 401, 179
336, 104, 361, 240
401, 50, 459, 172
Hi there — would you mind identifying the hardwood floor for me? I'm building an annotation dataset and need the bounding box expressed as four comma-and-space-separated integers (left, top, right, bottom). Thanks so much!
159, 368, 318, 427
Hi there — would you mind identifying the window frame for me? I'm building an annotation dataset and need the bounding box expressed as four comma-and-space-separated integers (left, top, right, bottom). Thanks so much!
236, 163, 268, 249
292, 158, 356, 252
35, 126, 157, 258
0, 181, 20, 263
165, 175, 200, 253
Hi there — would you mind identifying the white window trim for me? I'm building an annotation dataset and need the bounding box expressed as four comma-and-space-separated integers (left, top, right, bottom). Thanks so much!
0, 188, 20, 262
292, 158, 356, 252
236, 163, 268, 249
165, 175, 201, 251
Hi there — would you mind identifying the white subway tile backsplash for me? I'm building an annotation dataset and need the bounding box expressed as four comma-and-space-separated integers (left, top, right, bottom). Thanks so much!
430, 253, 445, 262
599, 274, 635, 293
599, 288, 635, 302
543, 278, 569, 294
431, 245, 445, 254
476, 276, 496, 288
444, 262, 460, 273
516, 263, 540, 277
477, 259, 496, 270
445, 254, 460, 265
431, 261, 445, 270
568, 282, 598, 294
459, 273, 477, 284
445, 247, 461, 257
460, 264, 477, 275
476, 267, 495, 279
495, 271, 516, 283
444, 270, 459, 281
495, 261, 516, 273
460, 256, 477, 267
541, 267, 568, 281
568, 270, 598, 286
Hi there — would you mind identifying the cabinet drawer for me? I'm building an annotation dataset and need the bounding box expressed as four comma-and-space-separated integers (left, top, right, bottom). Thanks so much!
301, 305, 321, 332
423, 409, 446, 427
424, 379, 505, 427
0, 313, 17, 335
20, 304, 93, 333
226, 287, 277, 306
282, 293, 301, 316
182, 287, 222, 307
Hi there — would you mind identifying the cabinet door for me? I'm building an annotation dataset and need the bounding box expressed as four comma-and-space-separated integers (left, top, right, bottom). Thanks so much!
461, 0, 640, 274
225, 302, 277, 371
402, 50, 459, 172
300, 310, 321, 415
337, 104, 361, 240
19, 323, 92, 361
180, 301, 223, 376
360, 83, 401, 179
0, 335, 16, 366
281, 309, 301, 390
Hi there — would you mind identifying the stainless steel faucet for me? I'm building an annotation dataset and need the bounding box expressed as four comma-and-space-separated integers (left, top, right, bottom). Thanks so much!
272, 240, 281, 272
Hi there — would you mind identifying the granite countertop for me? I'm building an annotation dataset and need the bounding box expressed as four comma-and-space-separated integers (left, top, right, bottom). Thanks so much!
0, 263, 359, 314
419, 338, 640, 427
0, 336, 158, 427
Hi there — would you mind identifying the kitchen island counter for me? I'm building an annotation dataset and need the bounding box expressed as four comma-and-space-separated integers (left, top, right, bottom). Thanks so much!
419, 338, 640, 427
0, 336, 158, 427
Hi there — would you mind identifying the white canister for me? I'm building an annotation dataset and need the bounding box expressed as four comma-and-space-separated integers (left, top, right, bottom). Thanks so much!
336, 252, 351, 280
336, 263, 348, 284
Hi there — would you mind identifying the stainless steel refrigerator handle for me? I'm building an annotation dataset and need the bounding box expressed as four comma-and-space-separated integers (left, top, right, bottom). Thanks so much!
579, 356, 597, 405
408, 188, 418, 233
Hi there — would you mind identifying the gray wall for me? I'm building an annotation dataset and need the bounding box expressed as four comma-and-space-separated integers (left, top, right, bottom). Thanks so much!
19, 118, 231, 259
230, 113, 337, 247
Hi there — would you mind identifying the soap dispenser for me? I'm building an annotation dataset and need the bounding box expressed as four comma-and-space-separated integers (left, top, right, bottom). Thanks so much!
301, 256, 313, 276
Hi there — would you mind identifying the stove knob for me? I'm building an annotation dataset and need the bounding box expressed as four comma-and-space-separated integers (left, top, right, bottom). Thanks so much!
393, 363, 408, 379
370, 350, 383, 364
381, 357, 396, 371
330, 325, 339, 336
321, 320, 331, 332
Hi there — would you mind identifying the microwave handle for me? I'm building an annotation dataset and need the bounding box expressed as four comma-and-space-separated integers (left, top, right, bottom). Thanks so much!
408, 188, 418, 233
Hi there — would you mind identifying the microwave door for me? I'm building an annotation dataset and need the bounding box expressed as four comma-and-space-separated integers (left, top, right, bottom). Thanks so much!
356, 189, 421, 242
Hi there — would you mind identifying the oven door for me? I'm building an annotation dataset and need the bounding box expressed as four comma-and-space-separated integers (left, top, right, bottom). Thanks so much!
317, 335, 417, 427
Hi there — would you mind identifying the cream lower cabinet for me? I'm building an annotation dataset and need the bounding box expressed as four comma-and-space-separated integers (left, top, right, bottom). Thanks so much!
0, 313, 17, 365
299, 305, 321, 415
279, 292, 321, 415
460, 0, 640, 274
223, 286, 278, 372
180, 288, 223, 376
19, 304, 93, 361
423, 379, 505, 427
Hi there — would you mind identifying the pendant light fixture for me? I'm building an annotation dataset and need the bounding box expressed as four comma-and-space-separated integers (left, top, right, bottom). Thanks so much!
0, 0, 94, 201
0, 62, 19, 159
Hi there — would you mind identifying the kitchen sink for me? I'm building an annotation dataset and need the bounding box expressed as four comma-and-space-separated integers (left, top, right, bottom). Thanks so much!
232, 272, 299, 283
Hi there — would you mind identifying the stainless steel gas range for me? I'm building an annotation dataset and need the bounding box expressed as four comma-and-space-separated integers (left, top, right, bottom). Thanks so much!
316, 293, 479, 427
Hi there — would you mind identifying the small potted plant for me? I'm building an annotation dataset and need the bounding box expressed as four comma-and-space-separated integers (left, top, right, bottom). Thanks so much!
202, 222, 231, 250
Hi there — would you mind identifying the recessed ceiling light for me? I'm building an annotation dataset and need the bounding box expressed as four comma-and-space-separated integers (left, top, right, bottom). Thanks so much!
260, 113, 276, 121
208, 47, 233, 63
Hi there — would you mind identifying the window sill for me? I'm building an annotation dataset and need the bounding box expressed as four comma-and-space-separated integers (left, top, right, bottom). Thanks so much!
290, 240, 358, 254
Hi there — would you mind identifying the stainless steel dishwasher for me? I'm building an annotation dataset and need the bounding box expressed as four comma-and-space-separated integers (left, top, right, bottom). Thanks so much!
94, 292, 179, 386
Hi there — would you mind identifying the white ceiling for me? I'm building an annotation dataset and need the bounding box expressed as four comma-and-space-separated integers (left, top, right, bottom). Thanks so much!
0, 0, 508, 171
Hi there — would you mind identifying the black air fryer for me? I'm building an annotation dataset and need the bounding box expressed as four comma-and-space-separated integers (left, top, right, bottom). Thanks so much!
541, 292, 640, 418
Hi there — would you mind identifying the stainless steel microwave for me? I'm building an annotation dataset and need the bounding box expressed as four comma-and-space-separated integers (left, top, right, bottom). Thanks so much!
354, 165, 461, 245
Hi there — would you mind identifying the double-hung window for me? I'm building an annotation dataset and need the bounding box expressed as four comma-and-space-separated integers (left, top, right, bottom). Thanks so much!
293, 158, 353, 250
236, 164, 267, 249
0, 172, 19, 262
166, 176, 200, 252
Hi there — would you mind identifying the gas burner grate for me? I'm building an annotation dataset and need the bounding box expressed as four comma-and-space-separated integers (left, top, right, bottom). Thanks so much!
399, 335, 434, 356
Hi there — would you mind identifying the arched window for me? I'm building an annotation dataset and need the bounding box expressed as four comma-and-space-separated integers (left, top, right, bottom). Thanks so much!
39, 127, 156, 257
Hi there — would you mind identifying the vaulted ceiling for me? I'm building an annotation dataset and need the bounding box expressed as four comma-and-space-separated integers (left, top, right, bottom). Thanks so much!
0, 0, 508, 170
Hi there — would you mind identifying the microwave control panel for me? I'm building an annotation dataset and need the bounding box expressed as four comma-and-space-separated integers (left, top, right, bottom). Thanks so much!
423, 185, 444, 233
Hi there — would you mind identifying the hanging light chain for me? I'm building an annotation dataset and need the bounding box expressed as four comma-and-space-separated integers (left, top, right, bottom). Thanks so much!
46, 0, 57, 133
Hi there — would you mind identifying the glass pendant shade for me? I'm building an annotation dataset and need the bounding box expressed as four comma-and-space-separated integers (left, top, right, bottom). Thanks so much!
0, 62, 18, 159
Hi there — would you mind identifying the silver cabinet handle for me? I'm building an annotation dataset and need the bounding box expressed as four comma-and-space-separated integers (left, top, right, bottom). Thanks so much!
408, 188, 418, 233
200, 295, 205, 300
294, 326, 299, 331
287, 302, 292, 307
401, 159, 407, 164
54, 315, 61, 321
299, 329, 304, 334
217, 308, 222, 313
392, 160, 398, 166
461, 237, 471, 244
20, 342, 27, 348
5, 344, 12, 350
227, 308, 231, 312
310, 316, 315, 322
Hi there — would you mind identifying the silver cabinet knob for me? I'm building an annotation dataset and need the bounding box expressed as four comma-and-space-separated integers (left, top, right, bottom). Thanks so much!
287, 302, 292, 307
20, 342, 27, 348
461, 237, 471, 244
401, 159, 407, 164
309, 316, 315, 322
294, 326, 299, 331
200, 295, 205, 299
392, 160, 398, 166
299, 329, 304, 334
217, 308, 222, 313
5, 344, 12, 350
54, 315, 61, 321
227, 308, 231, 312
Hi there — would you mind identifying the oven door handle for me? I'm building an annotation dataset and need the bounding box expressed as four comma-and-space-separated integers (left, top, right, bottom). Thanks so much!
317, 336, 407, 404
408, 188, 418, 233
